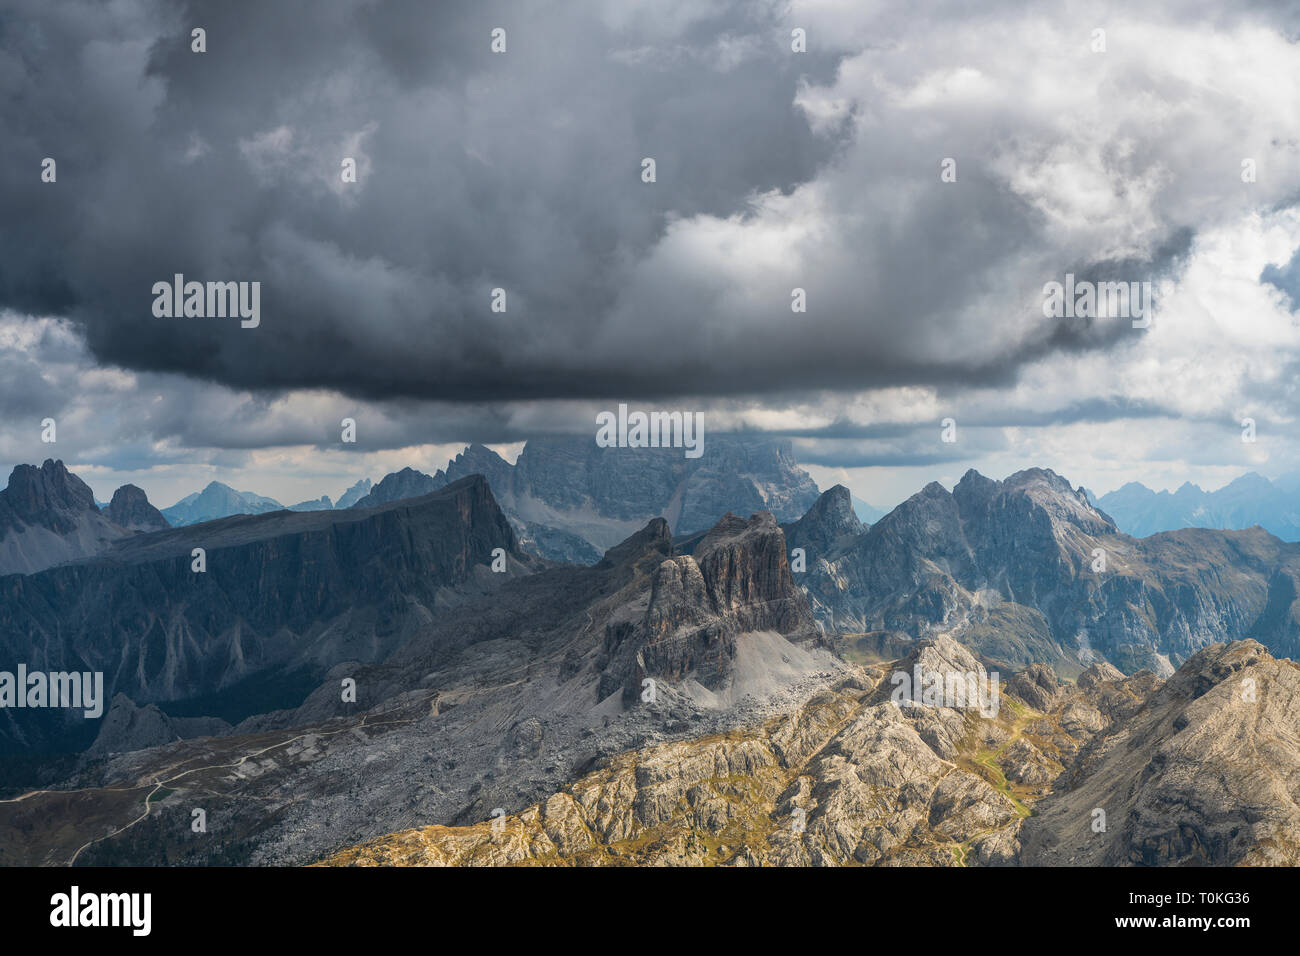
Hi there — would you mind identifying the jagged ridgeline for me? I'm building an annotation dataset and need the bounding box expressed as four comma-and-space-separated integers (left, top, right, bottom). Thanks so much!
318, 638, 1300, 867
3, 448, 1300, 867
349, 436, 821, 562
786, 468, 1300, 676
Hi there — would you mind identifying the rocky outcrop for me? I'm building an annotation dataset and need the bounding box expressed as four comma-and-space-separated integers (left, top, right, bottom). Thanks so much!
1021, 640, 1300, 865
1007, 663, 1064, 712
105, 483, 169, 531
598, 512, 820, 704
86, 694, 231, 758
317, 638, 1300, 868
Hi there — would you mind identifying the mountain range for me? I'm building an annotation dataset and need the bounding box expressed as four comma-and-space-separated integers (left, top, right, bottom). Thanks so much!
42, 458, 1300, 560
4, 451, 1300, 867
0, 437, 828, 573
2, 469, 1296, 867
160, 478, 374, 526
1094, 471, 1300, 541
790, 468, 1300, 675
348, 437, 823, 563
0, 475, 528, 759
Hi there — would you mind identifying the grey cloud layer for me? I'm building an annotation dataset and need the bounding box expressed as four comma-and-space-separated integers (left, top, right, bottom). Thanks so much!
8, 0, 1294, 406
2, 0, 842, 399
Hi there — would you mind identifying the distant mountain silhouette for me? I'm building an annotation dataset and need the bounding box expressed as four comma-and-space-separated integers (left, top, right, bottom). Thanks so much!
0, 461, 164, 575
1097, 472, 1300, 540
161, 481, 283, 526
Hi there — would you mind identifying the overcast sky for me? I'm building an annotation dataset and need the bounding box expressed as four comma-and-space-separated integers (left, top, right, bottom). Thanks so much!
3, 0, 1300, 510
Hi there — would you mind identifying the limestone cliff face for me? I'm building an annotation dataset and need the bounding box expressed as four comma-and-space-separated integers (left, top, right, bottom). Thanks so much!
0, 475, 526, 754
692, 513, 814, 635
598, 512, 819, 703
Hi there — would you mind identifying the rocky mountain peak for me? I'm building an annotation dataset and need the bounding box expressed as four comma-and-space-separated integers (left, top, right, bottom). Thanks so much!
693, 512, 811, 628
448, 443, 512, 474
1076, 660, 1125, 692
105, 483, 170, 531
597, 516, 673, 570
693, 511, 751, 551
334, 477, 373, 509
785, 484, 865, 558
952, 468, 997, 514
436, 444, 517, 501
1006, 662, 1064, 711
954, 468, 998, 498
0, 460, 140, 575
161, 480, 283, 527
907, 632, 981, 672
0, 459, 98, 533
870, 632, 990, 708
955, 466, 1115, 539
1162, 638, 1272, 701
351, 466, 438, 508
1002, 465, 1070, 489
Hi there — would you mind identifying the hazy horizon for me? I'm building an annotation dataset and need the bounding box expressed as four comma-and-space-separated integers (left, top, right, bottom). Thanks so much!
7, 439, 1297, 522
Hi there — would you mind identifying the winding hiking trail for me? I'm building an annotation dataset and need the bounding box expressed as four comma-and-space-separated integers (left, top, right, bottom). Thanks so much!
6, 696, 437, 866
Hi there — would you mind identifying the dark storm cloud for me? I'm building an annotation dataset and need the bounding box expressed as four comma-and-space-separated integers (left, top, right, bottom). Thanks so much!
0, 0, 850, 400
757, 395, 1176, 448
2, 0, 1298, 413
0, 0, 1191, 403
